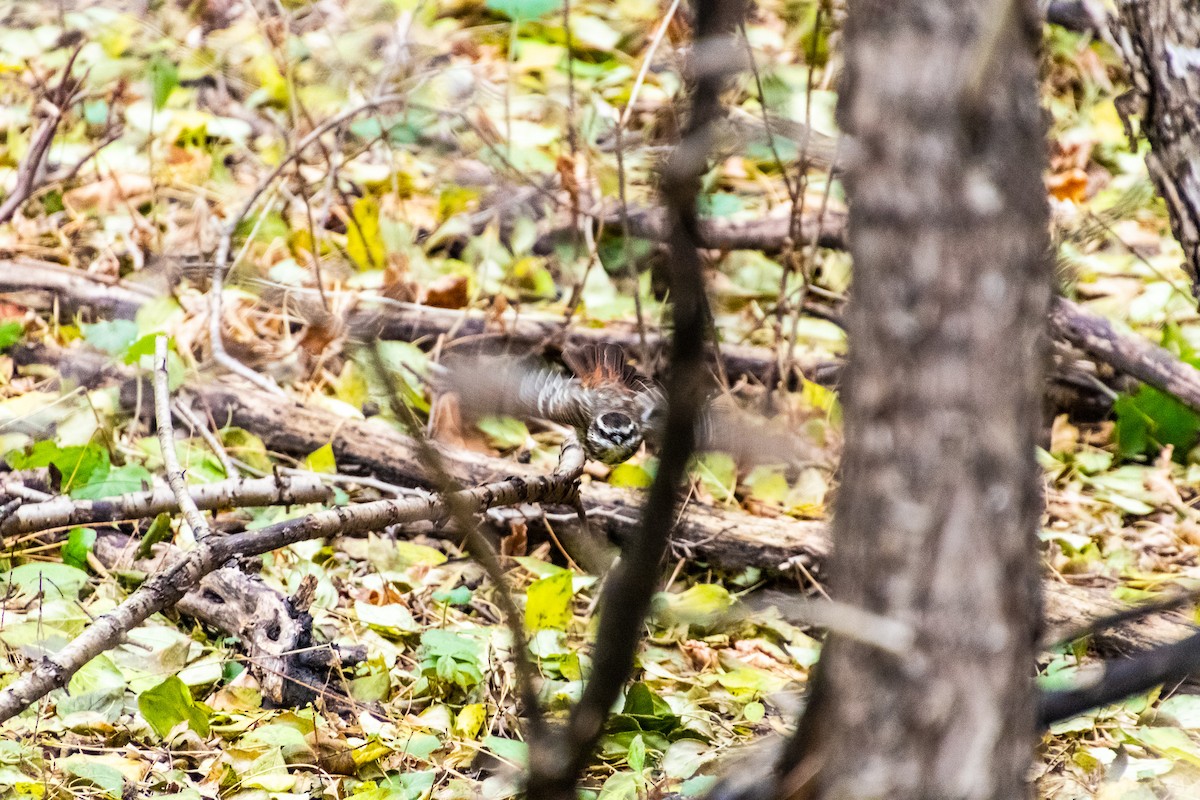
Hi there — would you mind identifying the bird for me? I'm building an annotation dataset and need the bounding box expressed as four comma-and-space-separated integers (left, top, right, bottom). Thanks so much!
440, 343, 827, 469
441, 343, 662, 465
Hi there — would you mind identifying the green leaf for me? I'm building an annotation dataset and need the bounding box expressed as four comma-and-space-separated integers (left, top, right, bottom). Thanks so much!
1156, 695, 1200, 729
147, 55, 179, 110
137, 676, 211, 738
303, 442, 337, 474
597, 772, 639, 800
656, 584, 734, 629
83, 99, 110, 127
71, 464, 152, 500
438, 186, 479, 222
378, 770, 437, 800
698, 193, 744, 218
81, 320, 139, 355
486, 0, 560, 21
432, 586, 473, 606
608, 463, 653, 488
354, 600, 419, 637
680, 776, 717, 798
1114, 385, 1200, 461
692, 452, 737, 502
0, 562, 90, 601
525, 569, 574, 631
137, 513, 174, 559
626, 734, 646, 773
7, 440, 110, 496
134, 296, 184, 337
122, 333, 161, 364
62, 528, 97, 570
742, 466, 790, 505
476, 415, 529, 451
0, 320, 24, 352
60, 757, 126, 799
622, 682, 673, 718
482, 736, 528, 766
1123, 725, 1200, 766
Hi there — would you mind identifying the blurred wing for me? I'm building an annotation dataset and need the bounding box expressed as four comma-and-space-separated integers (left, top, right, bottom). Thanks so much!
697, 402, 827, 467
643, 392, 826, 468
440, 353, 594, 429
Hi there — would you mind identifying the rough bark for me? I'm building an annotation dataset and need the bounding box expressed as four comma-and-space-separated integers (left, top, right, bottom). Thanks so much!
782, 1, 1052, 798
1115, 0, 1200, 294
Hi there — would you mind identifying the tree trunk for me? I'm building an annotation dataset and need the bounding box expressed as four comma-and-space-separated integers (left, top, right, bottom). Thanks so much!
780, 1, 1052, 798
1115, 0, 1200, 295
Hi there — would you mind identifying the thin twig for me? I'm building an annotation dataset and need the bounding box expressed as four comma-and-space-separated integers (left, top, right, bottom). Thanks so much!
172, 397, 238, 479
527, 4, 747, 798
153, 336, 212, 540
619, 0, 684, 130
0, 45, 84, 225
365, 343, 575, 750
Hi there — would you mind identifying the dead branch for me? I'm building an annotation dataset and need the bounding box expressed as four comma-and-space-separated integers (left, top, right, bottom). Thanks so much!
93, 533, 367, 709
530, 202, 848, 257
0, 46, 85, 225
6, 345, 1191, 678
14, 342, 829, 570
153, 335, 212, 539
0, 474, 332, 540
0, 259, 1112, 411
1049, 296, 1200, 407
0, 438, 583, 724
1113, 0, 1200, 294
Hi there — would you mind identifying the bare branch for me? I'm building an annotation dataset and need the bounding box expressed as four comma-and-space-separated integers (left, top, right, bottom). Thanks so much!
0, 45, 85, 225
1, 474, 332, 540
153, 336, 212, 540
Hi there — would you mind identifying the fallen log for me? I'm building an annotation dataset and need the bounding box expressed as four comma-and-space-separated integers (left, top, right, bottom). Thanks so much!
0, 260, 1117, 408
12, 343, 831, 572
12, 343, 1196, 659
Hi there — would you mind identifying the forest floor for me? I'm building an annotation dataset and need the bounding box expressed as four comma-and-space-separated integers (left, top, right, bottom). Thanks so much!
1, 1, 1199, 798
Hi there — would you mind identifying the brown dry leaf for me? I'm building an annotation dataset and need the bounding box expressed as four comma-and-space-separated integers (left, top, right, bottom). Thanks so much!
681, 639, 720, 672
353, 581, 408, 605
556, 153, 579, 199
382, 258, 419, 303
1047, 168, 1089, 203
430, 394, 494, 455
63, 173, 155, 213
1050, 414, 1080, 455
422, 274, 469, 309
729, 638, 790, 671
486, 294, 510, 324
499, 520, 528, 557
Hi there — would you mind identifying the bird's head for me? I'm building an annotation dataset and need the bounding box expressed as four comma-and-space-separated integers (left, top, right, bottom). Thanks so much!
584, 409, 644, 464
